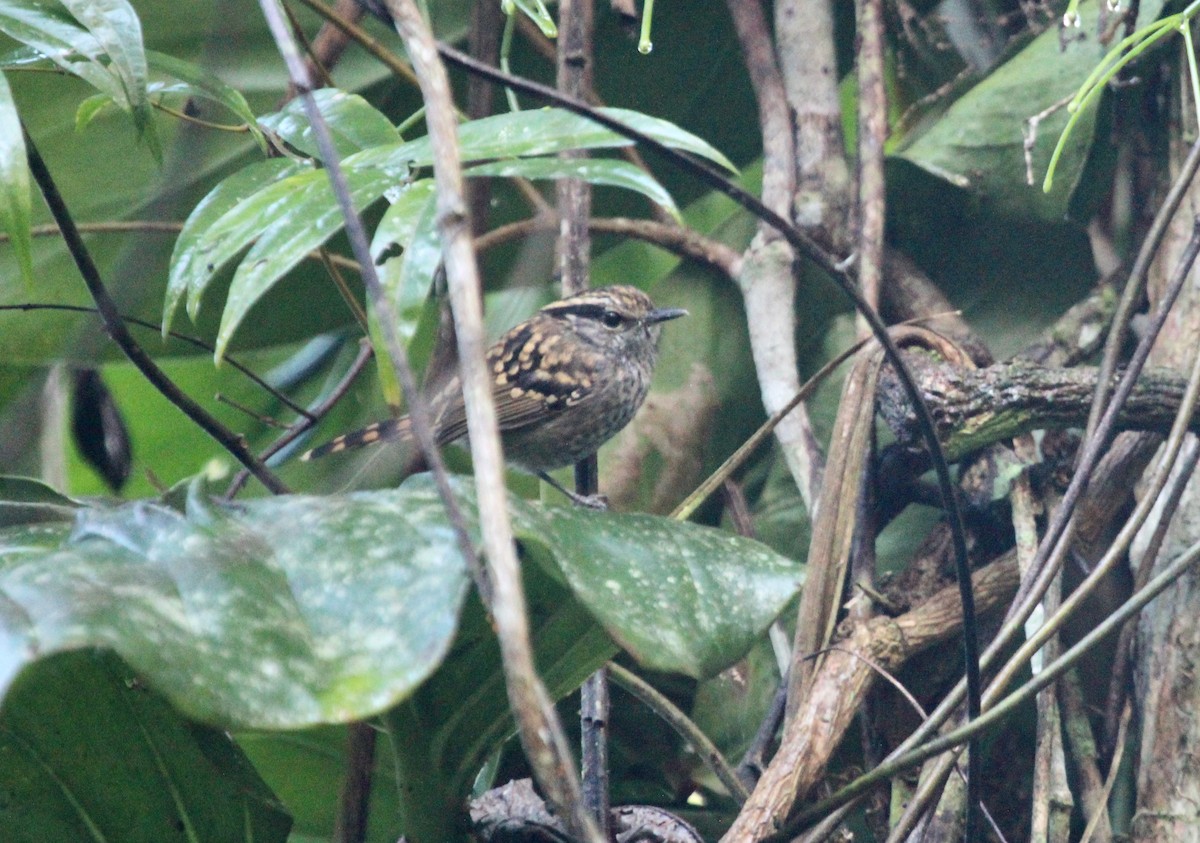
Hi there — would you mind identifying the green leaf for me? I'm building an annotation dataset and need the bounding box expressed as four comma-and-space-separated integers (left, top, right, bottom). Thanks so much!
0, 475, 798, 732
0, 482, 473, 728
0, 475, 79, 527
145, 49, 265, 151
73, 90, 112, 130
213, 165, 389, 362
368, 181, 439, 406
521, 506, 803, 678
58, 0, 156, 155
0, 1, 125, 106
169, 105, 732, 358
0, 650, 291, 842
237, 726, 400, 842
448, 106, 737, 171
894, 0, 1166, 220
467, 157, 680, 219
164, 156, 310, 332
0, 70, 30, 289
258, 87, 400, 159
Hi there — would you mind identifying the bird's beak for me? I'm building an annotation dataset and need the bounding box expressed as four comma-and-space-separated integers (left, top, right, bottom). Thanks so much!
646, 307, 688, 325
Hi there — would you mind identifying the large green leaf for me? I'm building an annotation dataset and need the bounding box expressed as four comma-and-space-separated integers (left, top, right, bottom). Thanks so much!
0, 479, 473, 729
165, 157, 310, 332
894, 0, 1166, 220
259, 87, 400, 159
0, 650, 291, 843
467, 156, 680, 219
0, 475, 799, 731
524, 505, 802, 678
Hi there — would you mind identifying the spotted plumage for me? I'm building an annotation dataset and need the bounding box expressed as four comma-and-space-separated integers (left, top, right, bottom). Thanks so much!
301, 285, 686, 475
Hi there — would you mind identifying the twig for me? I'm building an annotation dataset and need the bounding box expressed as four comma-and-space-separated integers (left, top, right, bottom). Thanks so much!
383, 3, 603, 841
222, 338, 373, 499
473, 215, 742, 276
0, 302, 313, 418
608, 662, 750, 804
725, 0, 824, 519
735, 680, 787, 789
23, 132, 290, 495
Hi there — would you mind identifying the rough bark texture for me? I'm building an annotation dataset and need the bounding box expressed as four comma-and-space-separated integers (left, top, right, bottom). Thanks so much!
721, 554, 1020, 841
876, 357, 1200, 460
1133, 104, 1200, 843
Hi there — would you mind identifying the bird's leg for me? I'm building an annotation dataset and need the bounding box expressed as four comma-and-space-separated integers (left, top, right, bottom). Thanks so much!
538, 471, 609, 510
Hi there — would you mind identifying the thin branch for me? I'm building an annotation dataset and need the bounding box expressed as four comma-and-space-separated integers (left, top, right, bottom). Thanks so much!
474, 214, 742, 276
608, 661, 751, 804
382, 3, 603, 841
223, 338, 374, 499
1086, 136, 1200, 437
0, 302, 313, 418
23, 132, 290, 495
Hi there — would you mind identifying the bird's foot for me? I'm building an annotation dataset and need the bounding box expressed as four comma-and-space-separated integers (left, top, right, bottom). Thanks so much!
537, 472, 610, 510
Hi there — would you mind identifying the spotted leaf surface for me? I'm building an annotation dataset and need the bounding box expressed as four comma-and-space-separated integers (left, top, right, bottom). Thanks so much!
0, 482, 471, 729
514, 503, 804, 679
0, 475, 800, 731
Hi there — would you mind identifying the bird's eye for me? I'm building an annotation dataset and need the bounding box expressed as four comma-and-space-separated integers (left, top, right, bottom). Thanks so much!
601, 309, 624, 328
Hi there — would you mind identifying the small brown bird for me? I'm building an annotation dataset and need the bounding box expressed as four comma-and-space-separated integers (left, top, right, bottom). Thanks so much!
302, 285, 686, 495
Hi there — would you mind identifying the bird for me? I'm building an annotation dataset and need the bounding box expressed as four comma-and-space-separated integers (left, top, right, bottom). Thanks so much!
301, 285, 686, 501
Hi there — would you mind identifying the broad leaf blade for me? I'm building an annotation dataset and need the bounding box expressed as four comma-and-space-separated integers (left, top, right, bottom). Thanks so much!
518, 505, 803, 678
164, 157, 311, 331
259, 87, 400, 159
467, 157, 680, 220
894, 0, 1166, 220
0, 485, 472, 728
0, 476, 798, 733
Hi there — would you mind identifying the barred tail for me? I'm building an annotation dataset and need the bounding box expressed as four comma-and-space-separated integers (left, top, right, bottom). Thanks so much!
301, 417, 409, 461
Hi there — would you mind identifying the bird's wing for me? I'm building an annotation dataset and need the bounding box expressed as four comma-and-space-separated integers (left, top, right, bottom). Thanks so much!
434, 318, 598, 443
